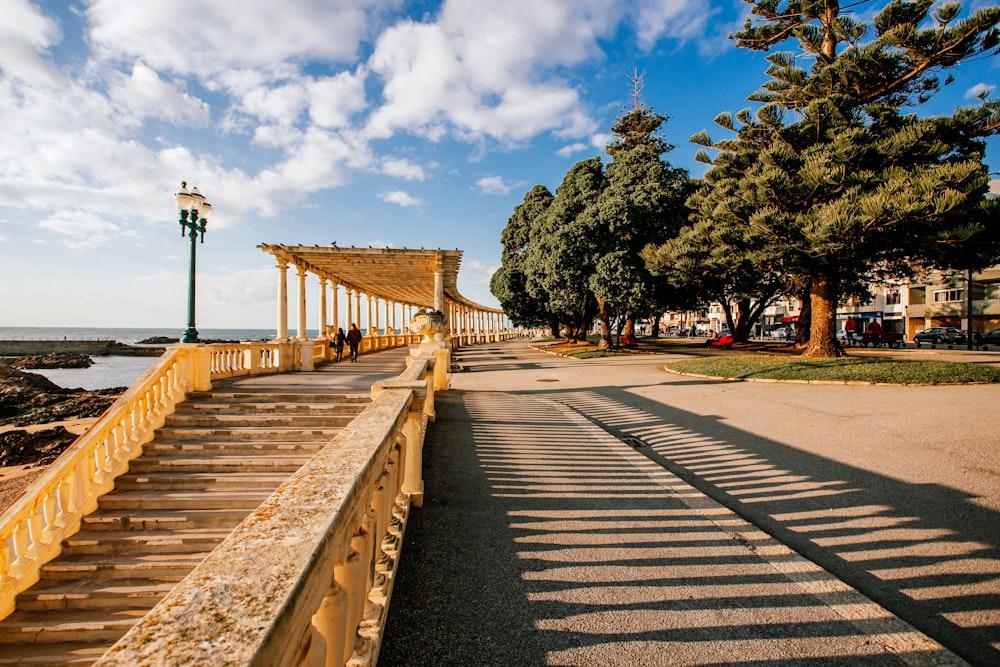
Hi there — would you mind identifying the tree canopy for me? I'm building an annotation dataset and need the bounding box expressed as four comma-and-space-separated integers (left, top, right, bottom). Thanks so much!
646, 0, 1000, 357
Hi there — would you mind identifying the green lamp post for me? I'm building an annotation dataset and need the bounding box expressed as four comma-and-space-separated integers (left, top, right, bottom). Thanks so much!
175, 182, 212, 344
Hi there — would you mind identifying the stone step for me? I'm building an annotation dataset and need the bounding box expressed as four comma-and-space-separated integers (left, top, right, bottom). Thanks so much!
139, 441, 324, 456
175, 398, 368, 412
16, 578, 178, 612
127, 455, 311, 474
115, 471, 289, 491
0, 639, 112, 665
97, 489, 270, 511
185, 390, 369, 404
0, 608, 145, 645
153, 426, 344, 441
38, 552, 206, 581
162, 413, 357, 427
61, 529, 230, 556
81, 508, 251, 532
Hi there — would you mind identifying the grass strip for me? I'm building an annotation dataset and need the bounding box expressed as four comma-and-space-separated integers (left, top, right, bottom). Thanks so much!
665, 355, 1000, 385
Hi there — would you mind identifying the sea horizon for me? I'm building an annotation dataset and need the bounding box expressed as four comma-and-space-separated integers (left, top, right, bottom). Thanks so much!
1, 326, 302, 390
0, 326, 290, 345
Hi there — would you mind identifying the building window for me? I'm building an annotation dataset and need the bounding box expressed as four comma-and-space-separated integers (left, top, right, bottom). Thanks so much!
886, 290, 901, 305
932, 289, 963, 303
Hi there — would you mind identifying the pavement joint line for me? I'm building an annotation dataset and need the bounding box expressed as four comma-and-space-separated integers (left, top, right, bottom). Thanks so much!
545, 394, 970, 667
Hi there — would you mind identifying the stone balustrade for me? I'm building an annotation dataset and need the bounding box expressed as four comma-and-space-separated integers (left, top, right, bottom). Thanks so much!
0, 346, 201, 617
0, 332, 433, 618
92, 354, 437, 667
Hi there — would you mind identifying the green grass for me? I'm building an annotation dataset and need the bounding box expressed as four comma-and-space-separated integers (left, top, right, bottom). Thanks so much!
568, 349, 629, 359
665, 355, 1000, 385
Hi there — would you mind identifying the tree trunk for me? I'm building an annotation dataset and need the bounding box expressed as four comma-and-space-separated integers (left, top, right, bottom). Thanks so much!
795, 284, 812, 346
548, 317, 560, 339
650, 310, 665, 337
803, 273, 838, 358
623, 309, 636, 338
596, 298, 613, 349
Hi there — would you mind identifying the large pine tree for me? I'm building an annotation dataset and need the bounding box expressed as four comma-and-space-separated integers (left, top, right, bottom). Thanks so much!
588, 96, 693, 348
490, 185, 555, 329
680, 0, 1000, 357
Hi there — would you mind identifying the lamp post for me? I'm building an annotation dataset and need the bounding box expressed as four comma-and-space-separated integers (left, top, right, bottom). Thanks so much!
175, 182, 212, 344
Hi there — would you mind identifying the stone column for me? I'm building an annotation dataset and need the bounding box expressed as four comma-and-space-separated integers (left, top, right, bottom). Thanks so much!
332, 283, 340, 334
355, 290, 362, 329
318, 277, 328, 339
367, 294, 373, 335
346, 289, 354, 331
276, 260, 289, 341
296, 265, 308, 340
433, 270, 444, 313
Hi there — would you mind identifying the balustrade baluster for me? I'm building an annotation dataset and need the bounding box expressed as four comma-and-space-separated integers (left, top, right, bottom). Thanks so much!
8, 524, 29, 576
312, 581, 350, 667
24, 509, 43, 561
39, 489, 59, 545
55, 476, 74, 529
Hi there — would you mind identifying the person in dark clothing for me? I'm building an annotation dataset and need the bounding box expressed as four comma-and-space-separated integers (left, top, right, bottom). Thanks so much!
346, 323, 363, 362
332, 327, 346, 362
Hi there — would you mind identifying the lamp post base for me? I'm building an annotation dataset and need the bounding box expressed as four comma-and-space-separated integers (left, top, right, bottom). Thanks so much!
181, 327, 200, 344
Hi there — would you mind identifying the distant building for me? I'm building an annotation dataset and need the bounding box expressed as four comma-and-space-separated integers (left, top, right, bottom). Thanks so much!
657, 265, 1000, 340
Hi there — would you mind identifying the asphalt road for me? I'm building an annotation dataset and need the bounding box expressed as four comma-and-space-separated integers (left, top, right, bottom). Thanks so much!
381, 341, 998, 666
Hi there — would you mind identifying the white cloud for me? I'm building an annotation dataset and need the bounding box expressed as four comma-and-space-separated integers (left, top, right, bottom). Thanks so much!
365, 0, 608, 142
378, 190, 422, 207
458, 257, 498, 287
0, 0, 62, 85
308, 70, 369, 128
476, 176, 511, 195
37, 210, 120, 249
240, 81, 309, 126
107, 61, 210, 127
966, 82, 995, 100
627, 0, 717, 50
382, 157, 427, 181
85, 0, 382, 77
557, 142, 590, 157
591, 133, 614, 151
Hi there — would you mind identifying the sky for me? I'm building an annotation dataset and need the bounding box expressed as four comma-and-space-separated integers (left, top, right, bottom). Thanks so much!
1, 0, 998, 330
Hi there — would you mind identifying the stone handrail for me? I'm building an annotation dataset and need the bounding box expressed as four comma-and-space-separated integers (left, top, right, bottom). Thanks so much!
0, 341, 294, 618
0, 346, 204, 617
94, 354, 437, 667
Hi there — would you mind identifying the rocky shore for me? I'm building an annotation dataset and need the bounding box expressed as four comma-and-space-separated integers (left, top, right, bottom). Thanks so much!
1, 355, 126, 509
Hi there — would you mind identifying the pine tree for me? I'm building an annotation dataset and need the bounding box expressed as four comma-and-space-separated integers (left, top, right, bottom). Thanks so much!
683, 0, 1000, 357
490, 185, 555, 328
589, 87, 693, 348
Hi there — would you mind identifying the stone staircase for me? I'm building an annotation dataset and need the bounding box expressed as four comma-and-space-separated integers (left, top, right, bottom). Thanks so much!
0, 384, 370, 666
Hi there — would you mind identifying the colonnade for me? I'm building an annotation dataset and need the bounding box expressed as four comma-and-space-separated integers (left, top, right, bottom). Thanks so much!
271, 257, 511, 364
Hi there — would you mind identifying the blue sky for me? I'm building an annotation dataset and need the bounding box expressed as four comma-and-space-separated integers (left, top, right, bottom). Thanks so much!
1, 0, 997, 329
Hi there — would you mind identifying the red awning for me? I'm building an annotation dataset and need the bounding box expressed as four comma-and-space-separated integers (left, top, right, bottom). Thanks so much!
782, 316, 799, 323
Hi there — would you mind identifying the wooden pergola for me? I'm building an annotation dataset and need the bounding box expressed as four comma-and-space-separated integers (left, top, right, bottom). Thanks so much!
257, 244, 497, 314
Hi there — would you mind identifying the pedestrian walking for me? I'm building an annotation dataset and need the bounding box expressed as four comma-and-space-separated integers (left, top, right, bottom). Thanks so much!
346, 323, 363, 362
332, 327, 346, 362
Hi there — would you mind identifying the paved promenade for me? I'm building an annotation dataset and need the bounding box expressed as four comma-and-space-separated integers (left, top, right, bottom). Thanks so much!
380, 340, 999, 666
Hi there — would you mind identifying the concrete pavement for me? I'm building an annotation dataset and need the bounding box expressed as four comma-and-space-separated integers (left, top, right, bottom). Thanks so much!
380, 340, 999, 666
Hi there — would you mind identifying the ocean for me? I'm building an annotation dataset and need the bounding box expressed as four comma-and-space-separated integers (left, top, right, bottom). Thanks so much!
1, 326, 291, 390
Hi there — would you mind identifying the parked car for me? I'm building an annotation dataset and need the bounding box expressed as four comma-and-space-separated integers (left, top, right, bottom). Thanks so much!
980, 328, 1000, 350
913, 327, 964, 346
770, 327, 793, 340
